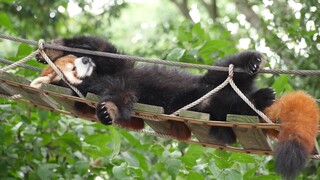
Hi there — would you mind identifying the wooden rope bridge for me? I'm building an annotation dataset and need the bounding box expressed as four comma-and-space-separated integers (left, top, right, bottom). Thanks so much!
0, 33, 320, 159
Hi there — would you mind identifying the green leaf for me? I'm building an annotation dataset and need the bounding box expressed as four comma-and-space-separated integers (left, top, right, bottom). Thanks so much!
38, 110, 49, 121
187, 172, 205, 180
110, 127, 121, 157
166, 48, 186, 61
74, 161, 89, 175
243, 167, 259, 179
112, 162, 127, 179
222, 169, 242, 180
0, 0, 15, 3
37, 164, 58, 180
55, 133, 81, 150
16, 43, 34, 57
132, 151, 149, 171
41, 133, 52, 146
20, 115, 31, 124
84, 134, 112, 146
0, 12, 13, 30
165, 159, 181, 179
229, 153, 256, 164
121, 151, 139, 167
199, 40, 234, 64
272, 74, 292, 94
250, 175, 281, 180
213, 150, 232, 169
181, 145, 204, 167
192, 23, 206, 40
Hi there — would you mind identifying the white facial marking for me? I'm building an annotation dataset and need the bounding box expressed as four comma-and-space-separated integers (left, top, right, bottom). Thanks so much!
75, 57, 95, 79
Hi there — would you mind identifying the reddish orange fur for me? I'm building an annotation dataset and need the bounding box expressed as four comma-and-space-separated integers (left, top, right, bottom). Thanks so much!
40, 54, 77, 79
115, 117, 144, 130
169, 122, 191, 140
263, 91, 319, 154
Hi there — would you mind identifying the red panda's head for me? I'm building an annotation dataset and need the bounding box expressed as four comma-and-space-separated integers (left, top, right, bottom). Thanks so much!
31, 54, 96, 88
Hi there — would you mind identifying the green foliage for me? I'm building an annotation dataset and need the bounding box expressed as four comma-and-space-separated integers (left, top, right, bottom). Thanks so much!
0, 0, 319, 179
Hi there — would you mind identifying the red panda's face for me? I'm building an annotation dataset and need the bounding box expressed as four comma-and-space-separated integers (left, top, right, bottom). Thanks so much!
47, 55, 95, 84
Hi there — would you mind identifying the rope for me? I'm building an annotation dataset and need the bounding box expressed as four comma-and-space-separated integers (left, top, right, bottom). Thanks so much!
0, 50, 39, 72
0, 58, 42, 72
172, 64, 272, 123
37, 40, 85, 99
1, 33, 320, 75
0, 93, 22, 99
171, 66, 233, 115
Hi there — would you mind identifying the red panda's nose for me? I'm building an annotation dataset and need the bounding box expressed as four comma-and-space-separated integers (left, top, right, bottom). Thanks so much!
82, 57, 90, 64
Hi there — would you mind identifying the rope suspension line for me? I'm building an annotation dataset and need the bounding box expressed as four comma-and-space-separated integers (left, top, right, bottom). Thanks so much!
1, 33, 320, 75
0, 58, 42, 72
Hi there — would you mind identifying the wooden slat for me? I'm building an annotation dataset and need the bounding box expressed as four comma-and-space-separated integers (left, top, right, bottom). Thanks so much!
0, 72, 58, 108
227, 114, 272, 151
133, 103, 170, 134
0, 82, 18, 96
40, 83, 74, 110
179, 110, 226, 145
86, 93, 99, 102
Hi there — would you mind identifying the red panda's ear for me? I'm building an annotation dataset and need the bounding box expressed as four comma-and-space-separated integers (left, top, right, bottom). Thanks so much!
41, 66, 54, 76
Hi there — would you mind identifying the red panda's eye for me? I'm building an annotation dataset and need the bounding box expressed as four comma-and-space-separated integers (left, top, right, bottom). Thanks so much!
72, 67, 76, 71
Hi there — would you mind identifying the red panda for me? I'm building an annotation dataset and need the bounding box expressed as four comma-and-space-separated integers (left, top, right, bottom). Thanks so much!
263, 91, 319, 179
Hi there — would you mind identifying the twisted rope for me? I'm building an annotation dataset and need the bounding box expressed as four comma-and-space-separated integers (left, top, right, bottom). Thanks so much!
171, 66, 234, 115
0, 58, 42, 72
172, 64, 272, 123
1, 34, 320, 75
0, 93, 22, 100
0, 50, 39, 72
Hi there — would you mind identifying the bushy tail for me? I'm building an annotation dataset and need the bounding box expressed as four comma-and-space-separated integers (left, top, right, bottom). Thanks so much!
263, 91, 319, 179
275, 139, 308, 179
116, 117, 145, 130
169, 122, 191, 140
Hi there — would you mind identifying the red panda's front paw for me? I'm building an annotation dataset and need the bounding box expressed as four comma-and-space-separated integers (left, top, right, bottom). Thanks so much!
96, 101, 119, 125
251, 88, 276, 110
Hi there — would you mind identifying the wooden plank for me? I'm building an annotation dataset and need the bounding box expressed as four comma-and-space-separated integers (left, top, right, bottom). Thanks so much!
40, 83, 74, 111
0, 72, 58, 108
86, 93, 99, 102
227, 114, 272, 151
179, 110, 226, 145
0, 82, 18, 96
133, 103, 170, 134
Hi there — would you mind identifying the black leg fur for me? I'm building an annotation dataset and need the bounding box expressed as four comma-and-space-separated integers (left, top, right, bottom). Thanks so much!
199, 51, 271, 145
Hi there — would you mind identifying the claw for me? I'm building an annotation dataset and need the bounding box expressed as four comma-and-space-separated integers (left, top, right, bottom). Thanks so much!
101, 102, 106, 105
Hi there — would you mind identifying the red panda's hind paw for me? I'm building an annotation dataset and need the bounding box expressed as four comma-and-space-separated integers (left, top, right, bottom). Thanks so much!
96, 101, 119, 125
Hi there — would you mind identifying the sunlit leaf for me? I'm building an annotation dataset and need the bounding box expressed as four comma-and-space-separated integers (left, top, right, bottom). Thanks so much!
110, 127, 121, 157
37, 164, 58, 180
0, 12, 13, 30
112, 162, 127, 179
166, 48, 186, 61
165, 159, 181, 179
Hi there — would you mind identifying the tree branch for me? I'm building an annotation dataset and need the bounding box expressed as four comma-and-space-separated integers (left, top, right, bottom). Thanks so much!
233, 0, 264, 33
170, 0, 192, 20
199, 0, 218, 21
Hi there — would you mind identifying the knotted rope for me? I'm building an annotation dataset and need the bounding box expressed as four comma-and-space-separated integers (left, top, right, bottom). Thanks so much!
172, 64, 272, 123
